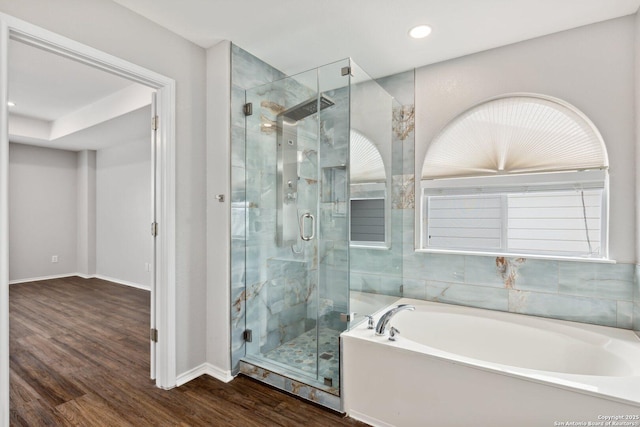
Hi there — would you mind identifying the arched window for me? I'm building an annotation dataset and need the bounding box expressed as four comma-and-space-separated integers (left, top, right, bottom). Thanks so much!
420, 94, 608, 259
351, 129, 386, 183
350, 130, 388, 245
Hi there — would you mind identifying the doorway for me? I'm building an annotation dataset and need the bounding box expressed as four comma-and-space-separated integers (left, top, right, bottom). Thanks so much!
0, 13, 177, 426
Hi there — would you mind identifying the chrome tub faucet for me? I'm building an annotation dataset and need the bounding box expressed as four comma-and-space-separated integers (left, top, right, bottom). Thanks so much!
375, 304, 415, 336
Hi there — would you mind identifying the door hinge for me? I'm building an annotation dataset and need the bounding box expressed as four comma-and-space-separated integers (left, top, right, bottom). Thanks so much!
150, 328, 158, 343
243, 329, 253, 342
340, 312, 356, 322
151, 222, 158, 237
243, 103, 253, 116
341, 66, 351, 76
151, 115, 159, 131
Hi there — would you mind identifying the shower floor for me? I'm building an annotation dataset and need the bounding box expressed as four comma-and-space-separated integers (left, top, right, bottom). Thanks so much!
262, 326, 341, 388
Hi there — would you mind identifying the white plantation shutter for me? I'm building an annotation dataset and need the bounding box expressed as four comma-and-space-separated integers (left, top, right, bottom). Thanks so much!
423, 187, 604, 257
425, 195, 503, 250
506, 189, 602, 255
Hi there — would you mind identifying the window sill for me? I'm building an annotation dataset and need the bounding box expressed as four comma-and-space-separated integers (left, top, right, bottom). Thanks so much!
414, 248, 616, 264
350, 243, 390, 251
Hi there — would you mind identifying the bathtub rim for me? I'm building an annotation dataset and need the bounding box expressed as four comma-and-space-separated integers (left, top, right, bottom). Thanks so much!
341, 297, 640, 407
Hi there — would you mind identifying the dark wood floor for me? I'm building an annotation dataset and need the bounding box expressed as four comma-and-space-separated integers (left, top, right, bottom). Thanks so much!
9, 276, 365, 426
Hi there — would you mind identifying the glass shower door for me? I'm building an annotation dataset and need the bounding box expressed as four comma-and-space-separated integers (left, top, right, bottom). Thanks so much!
243, 59, 351, 393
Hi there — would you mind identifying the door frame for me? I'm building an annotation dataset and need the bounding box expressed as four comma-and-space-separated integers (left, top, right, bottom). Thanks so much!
0, 13, 177, 426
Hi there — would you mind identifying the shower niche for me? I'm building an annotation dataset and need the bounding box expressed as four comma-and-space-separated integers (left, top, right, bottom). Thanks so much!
239, 58, 399, 410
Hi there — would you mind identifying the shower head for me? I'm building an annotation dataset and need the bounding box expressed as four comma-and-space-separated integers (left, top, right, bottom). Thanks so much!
282, 95, 335, 122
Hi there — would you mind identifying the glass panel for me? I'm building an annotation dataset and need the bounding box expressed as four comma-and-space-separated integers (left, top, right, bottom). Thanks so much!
243, 59, 352, 394
348, 60, 404, 322
241, 58, 399, 396
316, 59, 351, 391
243, 68, 321, 384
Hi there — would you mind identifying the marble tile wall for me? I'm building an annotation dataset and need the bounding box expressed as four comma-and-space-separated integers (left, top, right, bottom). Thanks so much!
399, 250, 636, 329
348, 71, 413, 314
231, 46, 352, 374
230, 44, 286, 373
317, 85, 351, 319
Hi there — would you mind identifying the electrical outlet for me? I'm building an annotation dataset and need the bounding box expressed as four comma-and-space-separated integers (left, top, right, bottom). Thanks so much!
51, 255, 58, 263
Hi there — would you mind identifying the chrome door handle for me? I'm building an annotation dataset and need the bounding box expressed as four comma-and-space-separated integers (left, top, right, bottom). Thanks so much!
299, 212, 315, 241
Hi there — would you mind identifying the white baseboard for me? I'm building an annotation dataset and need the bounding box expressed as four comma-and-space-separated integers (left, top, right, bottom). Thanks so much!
205, 364, 234, 383
9, 273, 150, 292
347, 410, 395, 427
176, 363, 234, 387
93, 274, 150, 291
9, 273, 78, 285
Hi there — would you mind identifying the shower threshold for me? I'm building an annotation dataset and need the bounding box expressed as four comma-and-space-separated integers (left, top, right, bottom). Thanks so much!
240, 327, 343, 410
239, 358, 342, 412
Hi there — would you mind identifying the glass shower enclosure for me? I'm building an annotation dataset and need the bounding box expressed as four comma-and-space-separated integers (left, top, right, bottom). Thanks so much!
240, 58, 399, 399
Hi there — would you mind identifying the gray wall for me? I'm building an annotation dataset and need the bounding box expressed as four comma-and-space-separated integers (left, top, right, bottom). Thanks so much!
206, 40, 232, 378
96, 138, 151, 288
9, 140, 151, 288
9, 143, 78, 280
635, 11, 640, 334
77, 150, 96, 277
0, 0, 208, 375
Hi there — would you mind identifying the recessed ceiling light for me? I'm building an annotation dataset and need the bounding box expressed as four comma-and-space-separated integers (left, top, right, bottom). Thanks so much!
409, 25, 432, 39
7, 101, 15, 107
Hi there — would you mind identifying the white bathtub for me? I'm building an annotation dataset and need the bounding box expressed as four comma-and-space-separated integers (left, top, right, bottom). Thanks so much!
349, 291, 401, 321
342, 298, 640, 427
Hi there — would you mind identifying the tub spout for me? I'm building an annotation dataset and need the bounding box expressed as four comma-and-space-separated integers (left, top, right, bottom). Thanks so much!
375, 304, 415, 336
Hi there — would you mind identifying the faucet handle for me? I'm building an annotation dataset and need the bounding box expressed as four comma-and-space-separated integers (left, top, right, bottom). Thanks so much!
389, 326, 400, 341
364, 315, 374, 329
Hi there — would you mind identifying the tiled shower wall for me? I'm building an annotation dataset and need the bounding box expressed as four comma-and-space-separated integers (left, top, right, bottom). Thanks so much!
230, 46, 351, 374
230, 44, 286, 373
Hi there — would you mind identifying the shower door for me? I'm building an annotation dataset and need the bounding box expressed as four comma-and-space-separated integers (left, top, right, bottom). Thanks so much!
243, 60, 351, 393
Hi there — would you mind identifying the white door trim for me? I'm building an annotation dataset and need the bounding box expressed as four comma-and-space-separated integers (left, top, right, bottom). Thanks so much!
0, 13, 177, 427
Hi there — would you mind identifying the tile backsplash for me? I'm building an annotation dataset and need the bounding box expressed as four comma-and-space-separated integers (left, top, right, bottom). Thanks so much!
349, 199, 638, 330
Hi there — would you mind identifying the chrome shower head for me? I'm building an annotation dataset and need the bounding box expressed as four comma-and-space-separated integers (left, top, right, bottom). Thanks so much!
282, 95, 335, 121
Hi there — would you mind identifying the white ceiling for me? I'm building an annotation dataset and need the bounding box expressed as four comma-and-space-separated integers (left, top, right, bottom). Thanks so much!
8, 39, 153, 151
8, 39, 135, 122
113, 0, 640, 78
8, 0, 640, 152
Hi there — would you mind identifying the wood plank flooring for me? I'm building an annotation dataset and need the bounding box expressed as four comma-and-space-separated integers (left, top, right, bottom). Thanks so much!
9, 276, 366, 426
